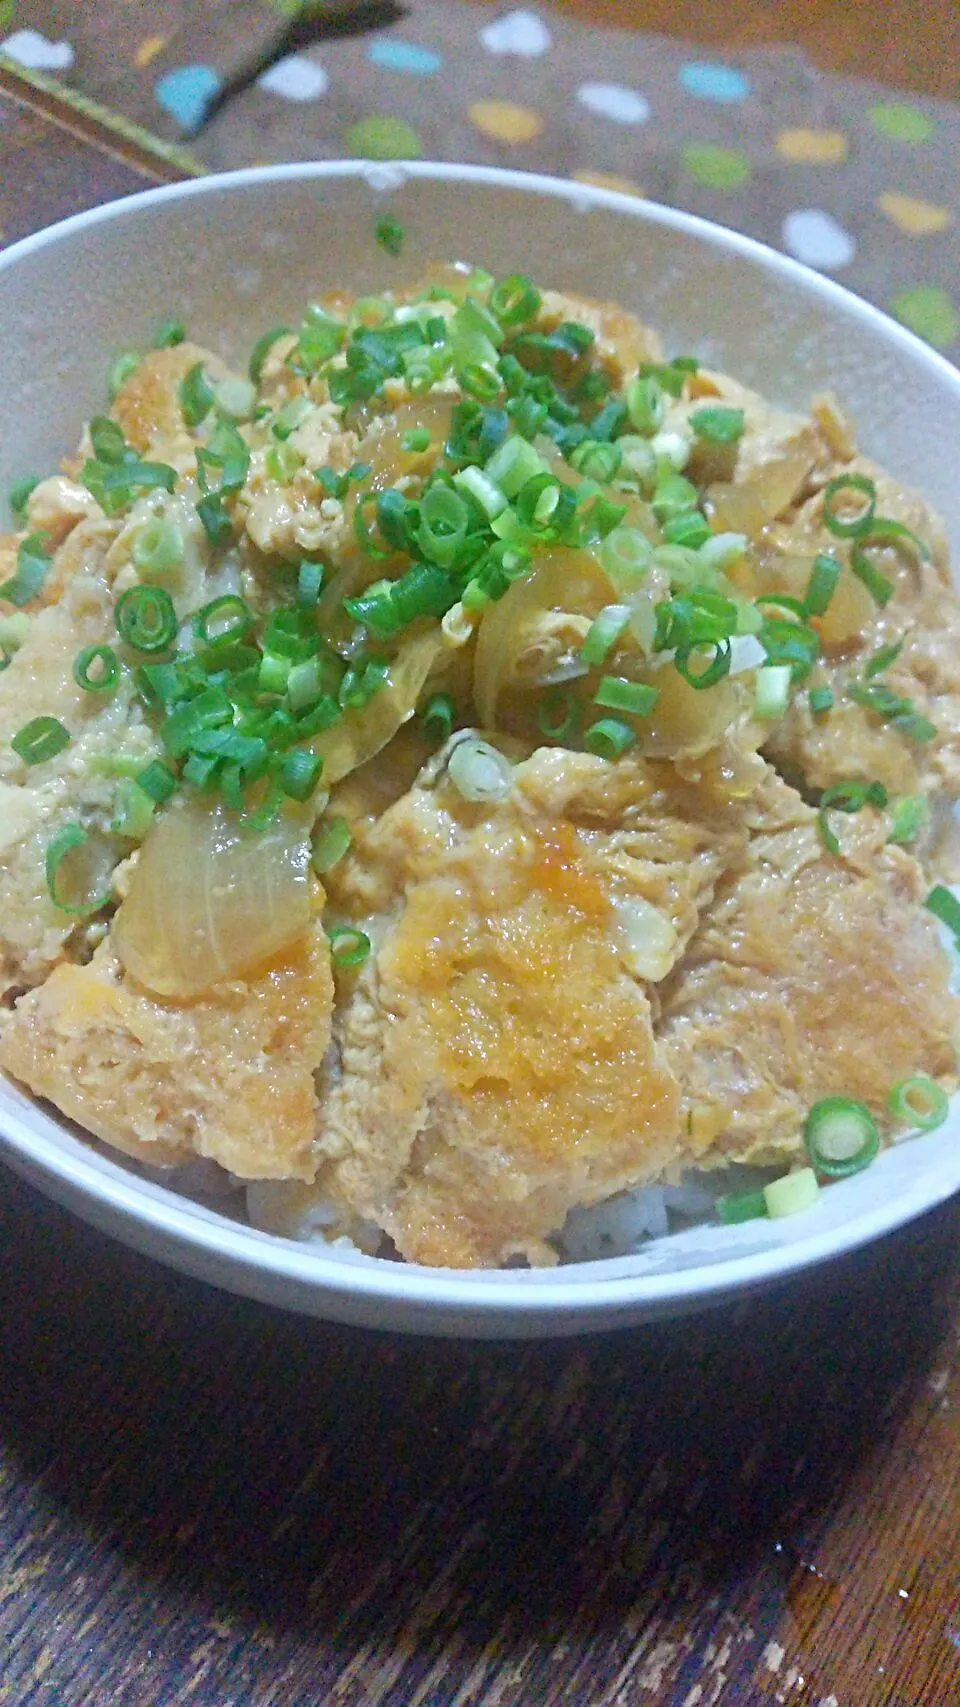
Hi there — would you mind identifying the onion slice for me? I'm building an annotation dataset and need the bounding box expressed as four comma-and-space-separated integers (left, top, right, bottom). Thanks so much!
113, 797, 311, 998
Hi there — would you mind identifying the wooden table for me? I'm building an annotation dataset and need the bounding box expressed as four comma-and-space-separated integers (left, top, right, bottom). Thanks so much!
2, 49, 960, 1707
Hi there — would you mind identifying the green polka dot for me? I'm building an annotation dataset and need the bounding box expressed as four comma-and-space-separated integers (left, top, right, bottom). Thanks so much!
682, 144, 752, 190
869, 102, 934, 143
343, 115, 423, 160
892, 286, 959, 349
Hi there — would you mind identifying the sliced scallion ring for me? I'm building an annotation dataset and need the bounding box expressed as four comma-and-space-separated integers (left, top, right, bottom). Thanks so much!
45, 824, 112, 918
74, 644, 120, 694
327, 925, 371, 968
822, 473, 876, 539
447, 737, 513, 804
886, 1075, 949, 1132
312, 816, 352, 876
804, 1096, 880, 1177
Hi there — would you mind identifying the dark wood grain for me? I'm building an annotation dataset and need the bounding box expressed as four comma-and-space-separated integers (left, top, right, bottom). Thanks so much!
2, 1169, 960, 1706
2, 28, 960, 1707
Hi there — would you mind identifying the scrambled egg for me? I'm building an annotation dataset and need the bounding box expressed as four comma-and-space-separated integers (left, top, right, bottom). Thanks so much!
2, 271, 959, 1267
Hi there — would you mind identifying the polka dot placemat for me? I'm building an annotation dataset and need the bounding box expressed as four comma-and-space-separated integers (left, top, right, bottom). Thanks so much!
3, 0, 958, 357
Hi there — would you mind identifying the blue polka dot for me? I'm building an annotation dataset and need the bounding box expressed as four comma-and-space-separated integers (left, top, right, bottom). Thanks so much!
678, 62, 750, 103
154, 63, 221, 131
368, 39, 442, 76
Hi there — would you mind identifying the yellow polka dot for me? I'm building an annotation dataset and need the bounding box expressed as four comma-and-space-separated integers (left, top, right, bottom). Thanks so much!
776, 128, 849, 165
135, 35, 167, 69
572, 169, 645, 199
877, 192, 952, 236
468, 100, 544, 145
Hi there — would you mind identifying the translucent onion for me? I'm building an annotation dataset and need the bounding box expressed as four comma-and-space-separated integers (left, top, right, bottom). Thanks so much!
113, 797, 311, 998
311, 629, 450, 786
474, 547, 613, 726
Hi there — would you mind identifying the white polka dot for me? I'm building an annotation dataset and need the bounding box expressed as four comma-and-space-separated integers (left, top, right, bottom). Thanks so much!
782, 209, 856, 271
257, 54, 328, 102
1, 28, 74, 71
480, 10, 552, 57
576, 82, 650, 125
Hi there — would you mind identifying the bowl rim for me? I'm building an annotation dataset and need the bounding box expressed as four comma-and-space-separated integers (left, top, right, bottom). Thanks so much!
3, 157, 960, 1328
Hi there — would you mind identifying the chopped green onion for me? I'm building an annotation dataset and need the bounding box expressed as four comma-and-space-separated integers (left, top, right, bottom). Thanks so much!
280, 748, 323, 802
764, 1167, 820, 1218
136, 760, 178, 804
193, 594, 252, 651
8, 475, 40, 520
447, 737, 513, 803
593, 676, 659, 717
452, 465, 508, 519
489, 274, 542, 326
584, 716, 636, 758
374, 214, 405, 256
804, 1097, 879, 1177
925, 885, 960, 946
312, 816, 352, 875
600, 526, 653, 592
298, 561, 325, 605
272, 395, 312, 440
759, 615, 820, 681
298, 310, 347, 374
421, 692, 456, 746
418, 486, 469, 568
115, 584, 178, 653
580, 604, 631, 668
662, 511, 712, 550
74, 644, 120, 694
154, 320, 186, 349
132, 516, 184, 580
651, 472, 699, 523
402, 426, 431, 453
108, 351, 140, 400
717, 1189, 768, 1225
179, 362, 215, 428
266, 441, 303, 483
259, 651, 292, 695
0, 531, 52, 607
865, 639, 903, 678
689, 405, 745, 445
45, 824, 111, 918
850, 542, 894, 608
822, 473, 877, 539
754, 663, 792, 721
570, 440, 623, 484
817, 778, 888, 854
675, 641, 732, 689
484, 435, 544, 499
887, 1075, 949, 1132
249, 325, 291, 383
110, 779, 155, 840
537, 689, 579, 742
12, 715, 70, 765
327, 925, 371, 968
804, 553, 841, 617
888, 793, 928, 846
0, 611, 30, 665
626, 374, 664, 436
809, 684, 833, 715
847, 681, 935, 743
196, 494, 233, 548
458, 364, 501, 402
864, 516, 931, 563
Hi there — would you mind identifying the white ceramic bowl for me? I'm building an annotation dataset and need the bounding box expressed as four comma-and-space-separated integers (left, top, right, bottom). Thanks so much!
2, 162, 960, 1338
